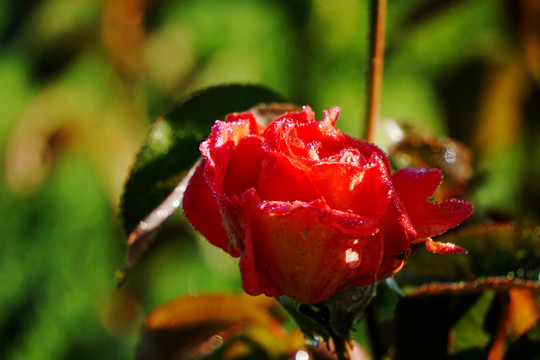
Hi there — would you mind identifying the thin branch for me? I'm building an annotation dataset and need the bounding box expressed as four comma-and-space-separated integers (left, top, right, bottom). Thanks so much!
364, 0, 387, 143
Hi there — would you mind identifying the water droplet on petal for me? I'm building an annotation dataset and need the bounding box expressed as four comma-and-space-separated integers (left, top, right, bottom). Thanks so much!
139, 221, 148, 230
172, 199, 180, 208
345, 248, 361, 269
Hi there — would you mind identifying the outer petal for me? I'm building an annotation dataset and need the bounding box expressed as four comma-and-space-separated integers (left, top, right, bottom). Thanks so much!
182, 160, 240, 257
392, 168, 473, 239
224, 111, 264, 135
201, 119, 258, 192
237, 189, 284, 299
240, 191, 378, 304
222, 135, 265, 196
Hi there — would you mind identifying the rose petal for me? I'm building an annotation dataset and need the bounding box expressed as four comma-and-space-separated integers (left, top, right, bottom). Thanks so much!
256, 152, 319, 202
393, 168, 473, 238
201, 119, 256, 192
182, 160, 240, 257
392, 168, 442, 199
416, 199, 473, 238
222, 136, 265, 196
425, 238, 467, 254
224, 111, 264, 134
242, 195, 379, 304
215, 193, 247, 254
322, 106, 340, 126
237, 189, 284, 298
309, 153, 416, 280
308, 161, 366, 212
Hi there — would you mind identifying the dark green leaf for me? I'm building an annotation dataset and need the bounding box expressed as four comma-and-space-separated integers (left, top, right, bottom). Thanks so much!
393, 293, 482, 360
391, 223, 540, 359
117, 85, 285, 284
121, 84, 285, 233
396, 223, 540, 295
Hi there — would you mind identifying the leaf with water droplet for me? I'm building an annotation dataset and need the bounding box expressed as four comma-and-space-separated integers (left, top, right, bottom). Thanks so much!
119, 85, 285, 285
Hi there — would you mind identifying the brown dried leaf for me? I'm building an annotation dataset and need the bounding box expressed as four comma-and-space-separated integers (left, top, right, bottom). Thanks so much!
137, 293, 287, 360
388, 123, 473, 201
488, 289, 540, 360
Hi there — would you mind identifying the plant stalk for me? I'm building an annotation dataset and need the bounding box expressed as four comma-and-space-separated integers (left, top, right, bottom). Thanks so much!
364, 0, 387, 143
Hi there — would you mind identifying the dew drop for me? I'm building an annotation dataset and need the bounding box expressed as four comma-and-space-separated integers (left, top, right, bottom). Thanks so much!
507, 271, 515, 280
153, 130, 163, 141
172, 199, 180, 208
295, 349, 310, 360
139, 221, 148, 230
399, 153, 411, 165
517, 268, 524, 277
444, 144, 457, 163
345, 248, 361, 269
208, 334, 223, 349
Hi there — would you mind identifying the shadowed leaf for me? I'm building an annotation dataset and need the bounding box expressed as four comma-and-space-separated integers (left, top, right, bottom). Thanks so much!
396, 223, 540, 294
118, 85, 285, 285
121, 84, 285, 233
391, 223, 540, 359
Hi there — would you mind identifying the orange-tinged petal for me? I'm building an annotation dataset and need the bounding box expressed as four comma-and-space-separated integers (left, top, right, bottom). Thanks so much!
425, 238, 467, 254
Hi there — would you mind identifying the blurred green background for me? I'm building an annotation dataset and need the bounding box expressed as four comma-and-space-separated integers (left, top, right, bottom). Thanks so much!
1, 0, 539, 358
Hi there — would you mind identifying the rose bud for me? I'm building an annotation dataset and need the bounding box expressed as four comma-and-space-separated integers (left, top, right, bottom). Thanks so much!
182, 106, 473, 304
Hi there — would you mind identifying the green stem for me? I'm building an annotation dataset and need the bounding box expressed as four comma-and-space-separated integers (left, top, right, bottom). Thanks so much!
364, 0, 387, 143
332, 336, 349, 360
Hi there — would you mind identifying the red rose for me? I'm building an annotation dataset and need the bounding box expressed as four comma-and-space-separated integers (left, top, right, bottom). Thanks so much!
182, 106, 473, 304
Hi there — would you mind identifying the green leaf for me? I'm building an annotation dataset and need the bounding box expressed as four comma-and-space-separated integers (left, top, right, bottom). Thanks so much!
121, 84, 285, 233
393, 293, 483, 360
117, 85, 285, 285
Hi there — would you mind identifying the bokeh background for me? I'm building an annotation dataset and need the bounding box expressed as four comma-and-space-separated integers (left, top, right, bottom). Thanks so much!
1, 0, 539, 358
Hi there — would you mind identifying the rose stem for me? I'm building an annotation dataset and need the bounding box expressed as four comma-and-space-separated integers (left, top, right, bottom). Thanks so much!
365, 302, 383, 360
363, 0, 387, 143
